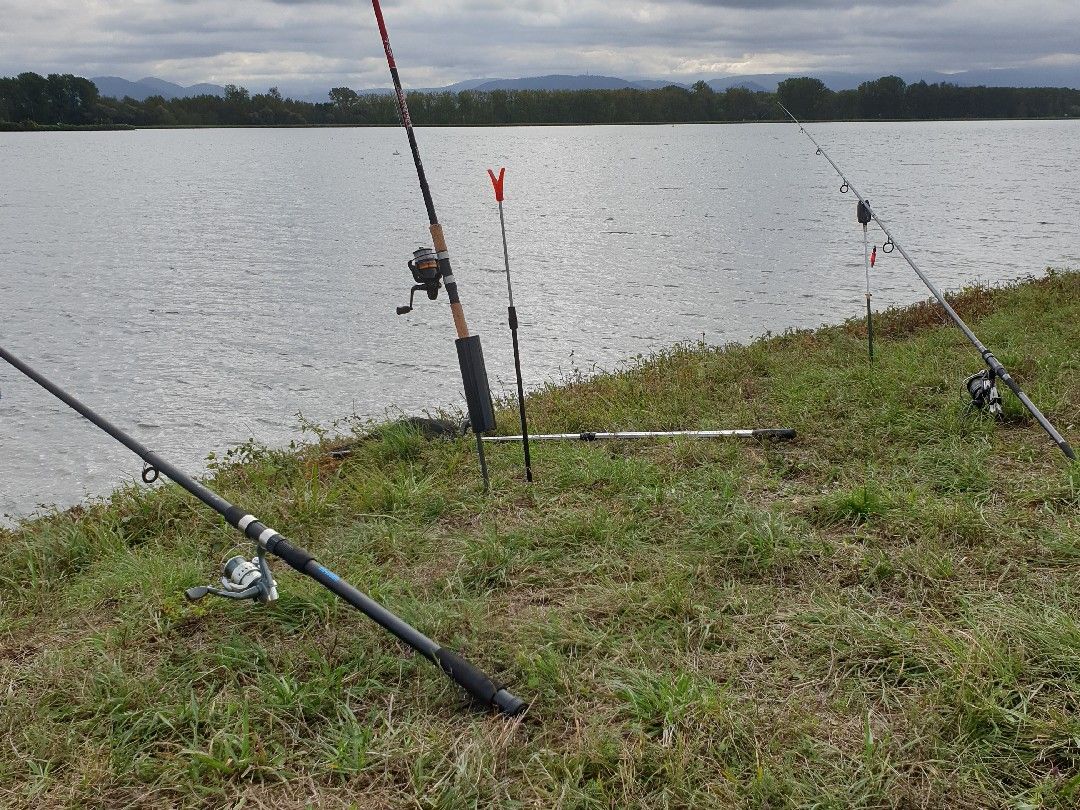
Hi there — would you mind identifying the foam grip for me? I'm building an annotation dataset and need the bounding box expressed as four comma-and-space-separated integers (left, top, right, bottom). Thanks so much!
434, 647, 526, 715
456, 335, 496, 433
266, 537, 316, 572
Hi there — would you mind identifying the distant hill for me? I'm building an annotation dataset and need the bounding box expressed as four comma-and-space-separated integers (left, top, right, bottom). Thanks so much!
92, 76, 226, 101
472, 74, 665, 91
93, 66, 1080, 106
704, 66, 1080, 93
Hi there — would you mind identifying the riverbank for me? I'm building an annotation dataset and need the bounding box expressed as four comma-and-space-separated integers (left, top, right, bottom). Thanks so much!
1, 271, 1077, 807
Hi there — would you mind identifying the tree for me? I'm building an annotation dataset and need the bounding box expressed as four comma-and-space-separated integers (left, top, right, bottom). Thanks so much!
776, 77, 832, 120
857, 76, 907, 119
723, 86, 764, 121
329, 86, 361, 122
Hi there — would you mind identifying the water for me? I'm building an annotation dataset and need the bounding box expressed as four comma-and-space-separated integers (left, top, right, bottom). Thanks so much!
2, 121, 1078, 521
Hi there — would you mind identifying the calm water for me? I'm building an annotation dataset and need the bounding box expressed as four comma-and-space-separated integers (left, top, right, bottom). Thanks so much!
2, 121, 1078, 521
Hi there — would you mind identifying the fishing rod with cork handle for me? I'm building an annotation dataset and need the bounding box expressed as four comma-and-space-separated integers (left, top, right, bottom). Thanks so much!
0, 343, 527, 716
778, 102, 1074, 461
371, 0, 495, 490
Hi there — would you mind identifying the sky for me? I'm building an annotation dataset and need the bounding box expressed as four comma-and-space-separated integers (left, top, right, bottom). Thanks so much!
2, 0, 1079, 94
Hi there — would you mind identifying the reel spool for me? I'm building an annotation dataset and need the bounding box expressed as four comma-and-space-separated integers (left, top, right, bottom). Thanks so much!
396, 247, 442, 314
965, 369, 1003, 417
185, 553, 279, 604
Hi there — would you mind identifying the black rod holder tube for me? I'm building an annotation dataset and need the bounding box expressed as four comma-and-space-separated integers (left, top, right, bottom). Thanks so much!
778, 103, 1074, 461
0, 345, 526, 715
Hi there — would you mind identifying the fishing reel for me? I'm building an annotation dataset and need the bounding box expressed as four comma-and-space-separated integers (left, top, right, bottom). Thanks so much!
185, 551, 279, 604
396, 247, 442, 315
965, 369, 1003, 418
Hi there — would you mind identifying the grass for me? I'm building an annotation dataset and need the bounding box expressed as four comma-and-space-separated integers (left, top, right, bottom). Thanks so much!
1, 270, 1077, 809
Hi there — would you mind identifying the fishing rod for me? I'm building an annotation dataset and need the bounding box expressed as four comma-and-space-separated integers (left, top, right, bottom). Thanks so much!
778, 103, 1075, 461
484, 428, 797, 443
0, 345, 526, 716
370, 0, 496, 491
487, 167, 532, 482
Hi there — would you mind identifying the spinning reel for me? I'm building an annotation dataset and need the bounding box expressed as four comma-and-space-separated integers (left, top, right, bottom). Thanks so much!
396, 247, 442, 315
965, 368, 1003, 417
185, 550, 279, 604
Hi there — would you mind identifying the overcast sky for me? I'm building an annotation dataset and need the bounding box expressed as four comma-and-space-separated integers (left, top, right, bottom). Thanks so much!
2, 0, 1079, 92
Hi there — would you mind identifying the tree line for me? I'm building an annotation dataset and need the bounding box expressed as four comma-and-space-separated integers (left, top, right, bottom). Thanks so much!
2, 72, 1078, 129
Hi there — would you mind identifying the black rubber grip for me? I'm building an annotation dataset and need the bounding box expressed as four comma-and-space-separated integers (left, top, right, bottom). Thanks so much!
266, 537, 316, 572
434, 647, 525, 715
455, 335, 496, 434
752, 428, 797, 440
507, 306, 518, 330
223, 506, 246, 527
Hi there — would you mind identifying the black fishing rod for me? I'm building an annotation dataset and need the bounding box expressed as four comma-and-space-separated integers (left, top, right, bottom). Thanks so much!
487, 167, 532, 482
0, 345, 526, 716
779, 103, 1075, 461
484, 428, 797, 443
370, 0, 495, 491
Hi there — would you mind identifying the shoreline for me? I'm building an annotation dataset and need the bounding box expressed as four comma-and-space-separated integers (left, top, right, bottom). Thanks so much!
4, 270, 1073, 530
2, 116, 1077, 132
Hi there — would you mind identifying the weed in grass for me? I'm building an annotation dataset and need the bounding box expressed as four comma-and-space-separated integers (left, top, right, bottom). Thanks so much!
815, 483, 891, 526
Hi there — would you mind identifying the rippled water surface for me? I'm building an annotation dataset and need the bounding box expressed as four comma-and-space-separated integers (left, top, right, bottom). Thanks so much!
2, 121, 1078, 520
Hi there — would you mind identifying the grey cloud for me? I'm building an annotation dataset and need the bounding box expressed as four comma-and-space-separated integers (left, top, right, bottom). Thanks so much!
0, 0, 1077, 91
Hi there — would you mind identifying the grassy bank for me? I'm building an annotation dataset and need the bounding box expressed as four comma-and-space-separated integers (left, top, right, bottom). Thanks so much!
1, 271, 1077, 808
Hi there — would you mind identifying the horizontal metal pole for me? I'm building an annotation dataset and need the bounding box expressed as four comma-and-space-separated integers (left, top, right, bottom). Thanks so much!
484, 428, 796, 442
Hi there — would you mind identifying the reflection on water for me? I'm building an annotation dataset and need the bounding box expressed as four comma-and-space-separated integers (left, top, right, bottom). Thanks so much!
2, 121, 1078, 519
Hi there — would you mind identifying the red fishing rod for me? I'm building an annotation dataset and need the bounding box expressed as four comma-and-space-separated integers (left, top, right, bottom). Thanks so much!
371, 0, 495, 490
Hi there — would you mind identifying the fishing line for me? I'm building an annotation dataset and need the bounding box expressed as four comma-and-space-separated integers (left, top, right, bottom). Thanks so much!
0, 344, 526, 715
779, 103, 1074, 461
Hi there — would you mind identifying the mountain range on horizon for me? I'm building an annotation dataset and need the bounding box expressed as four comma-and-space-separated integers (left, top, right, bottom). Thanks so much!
91, 65, 1080, 104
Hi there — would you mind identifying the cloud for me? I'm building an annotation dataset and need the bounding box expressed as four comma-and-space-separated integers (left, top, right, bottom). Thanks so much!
0, 0, 1077, 91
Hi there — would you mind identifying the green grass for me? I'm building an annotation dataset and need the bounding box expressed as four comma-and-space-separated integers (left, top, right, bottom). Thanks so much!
1, 271, 1077, 809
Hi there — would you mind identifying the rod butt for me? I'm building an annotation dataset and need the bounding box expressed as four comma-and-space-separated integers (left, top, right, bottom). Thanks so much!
493, 688, 528, 716
434, 647, 526, 715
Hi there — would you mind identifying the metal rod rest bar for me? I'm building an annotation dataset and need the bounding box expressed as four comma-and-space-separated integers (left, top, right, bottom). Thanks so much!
484, 429, 797, 442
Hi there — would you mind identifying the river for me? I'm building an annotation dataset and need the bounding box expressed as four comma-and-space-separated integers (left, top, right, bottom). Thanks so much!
2, 120, 1078, 520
